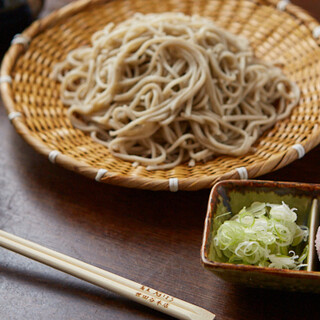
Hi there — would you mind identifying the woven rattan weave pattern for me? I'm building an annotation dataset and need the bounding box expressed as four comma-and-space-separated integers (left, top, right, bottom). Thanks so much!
1, 0, 320, 191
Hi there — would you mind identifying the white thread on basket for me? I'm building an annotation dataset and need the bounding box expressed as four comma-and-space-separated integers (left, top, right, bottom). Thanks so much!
95, 169, 108, 182
11, 34, 30, 47
169, 178, 179, 192
313, 26, 320, 39
236, 167, 248, 180
8, 111, 22, 121
292, 144, 305, 159
277, 0, 290, 11
0, 75, 12, 84
48, 150, 61, 163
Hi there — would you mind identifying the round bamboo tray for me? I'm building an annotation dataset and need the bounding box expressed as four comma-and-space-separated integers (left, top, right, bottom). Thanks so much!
1, 0, 320, 191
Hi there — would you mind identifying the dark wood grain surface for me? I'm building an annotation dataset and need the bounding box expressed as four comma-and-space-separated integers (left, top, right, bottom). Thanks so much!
1, 1, 320, 319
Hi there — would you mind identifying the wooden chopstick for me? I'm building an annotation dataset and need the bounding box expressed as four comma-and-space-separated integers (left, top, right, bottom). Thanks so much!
0, 230, 215, 320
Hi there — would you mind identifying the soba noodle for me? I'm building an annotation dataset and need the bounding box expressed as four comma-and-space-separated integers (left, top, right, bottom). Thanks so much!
53, 13, 300, 170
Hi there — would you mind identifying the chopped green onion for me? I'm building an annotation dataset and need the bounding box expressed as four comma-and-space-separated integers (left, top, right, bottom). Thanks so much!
213, 202, 308, 270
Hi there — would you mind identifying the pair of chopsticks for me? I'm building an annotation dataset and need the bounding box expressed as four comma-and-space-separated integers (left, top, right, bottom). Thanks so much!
0, 230, 215, 320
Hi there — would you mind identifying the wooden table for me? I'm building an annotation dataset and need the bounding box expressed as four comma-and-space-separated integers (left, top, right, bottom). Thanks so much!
0, 1, 320, 319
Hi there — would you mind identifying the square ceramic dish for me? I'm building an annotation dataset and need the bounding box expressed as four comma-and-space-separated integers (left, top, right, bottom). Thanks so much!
201, 180, 320, 293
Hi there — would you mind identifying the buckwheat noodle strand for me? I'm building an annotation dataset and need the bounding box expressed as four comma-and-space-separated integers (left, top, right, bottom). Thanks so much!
53, 13, 300, 170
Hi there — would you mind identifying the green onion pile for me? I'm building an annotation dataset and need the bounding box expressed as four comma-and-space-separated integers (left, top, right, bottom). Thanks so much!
213, 202, 309, 269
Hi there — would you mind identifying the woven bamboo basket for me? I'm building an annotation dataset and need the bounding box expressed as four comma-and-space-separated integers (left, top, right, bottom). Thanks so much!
1, 0, 320, 191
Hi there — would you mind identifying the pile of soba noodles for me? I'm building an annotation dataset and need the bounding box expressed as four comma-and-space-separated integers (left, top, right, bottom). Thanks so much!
53, 13, 300, 170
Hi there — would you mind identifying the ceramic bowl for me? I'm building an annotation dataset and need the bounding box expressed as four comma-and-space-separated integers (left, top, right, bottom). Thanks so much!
201, 180, 320, 293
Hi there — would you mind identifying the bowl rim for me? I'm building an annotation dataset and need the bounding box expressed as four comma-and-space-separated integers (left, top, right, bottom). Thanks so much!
201, 179, 320, 277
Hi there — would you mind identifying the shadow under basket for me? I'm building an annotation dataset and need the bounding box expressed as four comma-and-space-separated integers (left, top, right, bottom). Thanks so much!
201, 180, 320, 293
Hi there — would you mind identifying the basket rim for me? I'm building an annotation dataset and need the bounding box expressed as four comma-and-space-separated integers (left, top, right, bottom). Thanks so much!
1, 0, 320, 191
